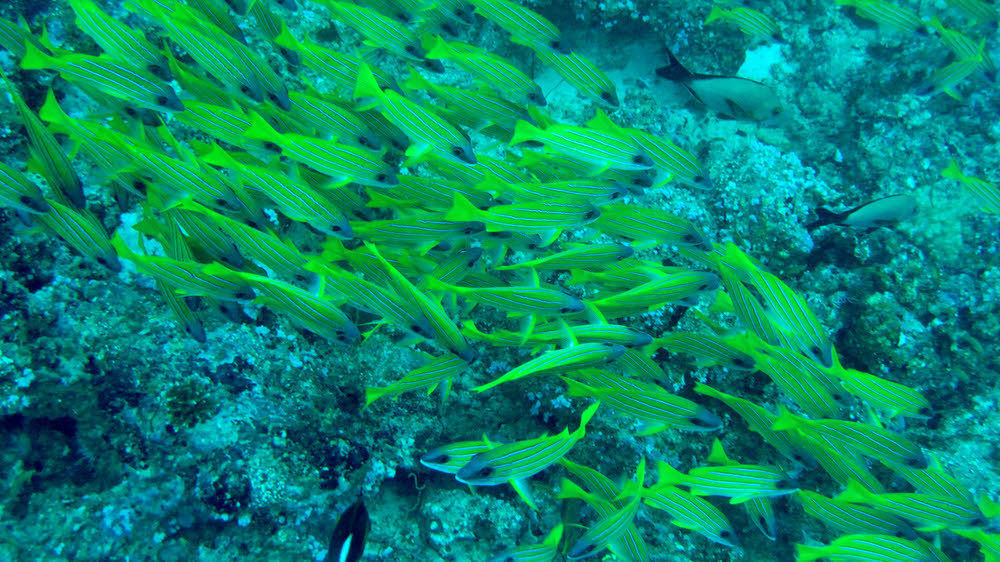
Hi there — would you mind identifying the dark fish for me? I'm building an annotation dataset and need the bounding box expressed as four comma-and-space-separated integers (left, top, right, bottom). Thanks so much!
656, 50, 782, 122
807, 194, 916, 231
325, 500, 369, 562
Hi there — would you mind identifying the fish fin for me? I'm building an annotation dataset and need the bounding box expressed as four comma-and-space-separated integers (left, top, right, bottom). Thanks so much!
654, 461, 686, 486
445, 192, 481, 222
655, 49, 694, 82
806, 207, 844, 230
510, 478, 538, 510
353, 63, 384, 107
242, 112, 281, 143
20, 41, 55, 70
562, 376, 599, 398
509, 119, 543, 147
402, 65, 433, 91
364, 386, 394, 409
835, 479, 876, 503
794, 544, 827, 562
705, 5, 727, 24
706, 438, 733, 465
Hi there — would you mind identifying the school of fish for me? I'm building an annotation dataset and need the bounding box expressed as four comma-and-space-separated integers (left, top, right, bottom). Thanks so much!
1, 0, 999, 560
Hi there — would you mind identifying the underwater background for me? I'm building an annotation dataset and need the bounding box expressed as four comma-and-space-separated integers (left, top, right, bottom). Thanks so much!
1, 0, 998, 560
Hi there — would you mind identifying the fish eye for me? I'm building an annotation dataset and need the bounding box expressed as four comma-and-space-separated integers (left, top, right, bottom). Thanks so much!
376, 173, 388, 182
410, 324, 425, 335
683, 233, 698, 243
720, 531, 732, 538
263, 141, 281, 153
694, 175, 706, 183
473, 466, 495, 478
331, 225, 342, 232
124, 106, 138, 116
155, 95, 170, 106
405, 44, 417, 54
96, 256, 108, 265
584, 209, 598, 220
601, 91, 613, 101
424, 451, 448, 464
690, 415, 713, 427
239, 84, 252, 95
450, 146, 465, 156
632, 154, 646, 164
19, 195, 33, 205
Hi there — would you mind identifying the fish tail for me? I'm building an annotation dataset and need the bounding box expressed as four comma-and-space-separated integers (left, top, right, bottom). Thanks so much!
243, 111, 281, 143
273, 21, 299, 51
805, 207, 842, 230
562, 376, 598, 398
705, 5, 727, 24
364, 386, 393, 408
353, 63, 384, 105
509, 119, 543, 147
424, 35, 450, 59
654, 460, 686, 486
445, 192, 481, 222
941, 159, 964, 180
794, 544, 827, 562
835, 479, 876, 503
403, 65, 433, 91
20, 40, 55, 70
574, 400, 600, 438
770, 407, 801, 432
655, 49, 693, 82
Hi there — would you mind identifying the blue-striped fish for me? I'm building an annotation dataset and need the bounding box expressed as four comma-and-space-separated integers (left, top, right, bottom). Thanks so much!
837, 479, 986, 531
426, 36, 545, 106
242, 113, 398, 188
355, 64, 477, 166
773, 408, 928, 469
21, 43, 183, 112
365, 353, 468, 407
510, 120, 652, 175
474, 343, 626, 392
796, 533, 950, 562
456, 402, 599, 490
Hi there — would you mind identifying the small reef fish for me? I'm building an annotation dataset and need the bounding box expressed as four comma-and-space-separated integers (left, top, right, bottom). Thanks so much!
470, 0, 571, 54
705, 5, 782, 41
473, 343, 626, 392
455, 402, 600, 507
837, 479, 987, 531
325, 500, 369, 562
656, 50, 782, 122
835, 0, 926, 34
807, 194, 917, 230
773, 408, 929, 469
654, 446, 798, 505
797, 489, 916, 538
942, 159, 1000, 214
796, 533, 950, 562
561, 459, 645, 560
488, 523, 563, 562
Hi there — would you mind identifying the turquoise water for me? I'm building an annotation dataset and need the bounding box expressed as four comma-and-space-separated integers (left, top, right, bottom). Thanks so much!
0, 0, 997, 560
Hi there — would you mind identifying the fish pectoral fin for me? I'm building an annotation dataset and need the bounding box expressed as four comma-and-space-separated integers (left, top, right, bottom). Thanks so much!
509, 478, 538, 510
